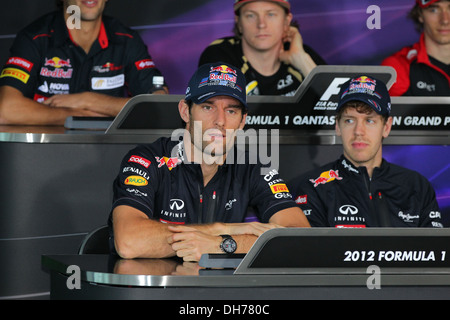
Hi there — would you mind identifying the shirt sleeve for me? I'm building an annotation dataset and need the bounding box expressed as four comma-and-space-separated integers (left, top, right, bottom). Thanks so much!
198, 38, 243, 68
123, 32, 166, 95
248, 166, 298, 223
417, 177, 443, 228
290, 175, 329, 227
0, 30, 41, 98
111, 147, 159, 218
381, 53, 411, 96
303, 44, 327, 65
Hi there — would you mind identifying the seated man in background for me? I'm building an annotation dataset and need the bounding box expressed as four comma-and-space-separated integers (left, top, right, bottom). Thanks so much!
0, 0, 167, 126
381, 0, 450, 96
199, 0, 326, 96
109, 62, 310, 261
290, 75, 442, 228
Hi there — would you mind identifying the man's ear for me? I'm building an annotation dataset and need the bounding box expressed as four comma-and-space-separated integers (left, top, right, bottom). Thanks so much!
239, 113, 247, 130
178, 100, 190, 126
285, 12, 293, 30
335, 120, 342, 136
418, 11, 424, 24
382, 116, 393, 139
235, 15, 242, 34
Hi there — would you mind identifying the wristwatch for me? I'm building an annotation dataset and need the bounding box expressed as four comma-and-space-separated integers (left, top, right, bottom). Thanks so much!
220, 235, 237, 254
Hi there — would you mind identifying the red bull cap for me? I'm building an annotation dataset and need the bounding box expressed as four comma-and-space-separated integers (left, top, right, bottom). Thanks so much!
185, 62, 248, 109
234, 0, 290, 13
336, 75, 391, 116
416, 0, 441, 8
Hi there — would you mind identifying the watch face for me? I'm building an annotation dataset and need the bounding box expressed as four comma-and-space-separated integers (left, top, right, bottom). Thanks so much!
222, 238, 237, 253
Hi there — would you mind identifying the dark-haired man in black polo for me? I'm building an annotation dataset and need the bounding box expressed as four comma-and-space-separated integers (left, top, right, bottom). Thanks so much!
0, 0, 167, 125
109, 62, 310, 262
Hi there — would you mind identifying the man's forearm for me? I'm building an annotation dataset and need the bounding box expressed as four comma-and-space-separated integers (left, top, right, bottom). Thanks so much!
113, 206, 177, 259
79, 92, 129, 116
231, 234, 258, 254
0, 86, 111, 125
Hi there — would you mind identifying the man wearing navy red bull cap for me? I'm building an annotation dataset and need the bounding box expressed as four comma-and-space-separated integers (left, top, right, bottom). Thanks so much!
199, 0, 326, 96
0, 0, 167, 125
382, 0, 450, 96
290, 75, 442, 228
109, 62, 310, 261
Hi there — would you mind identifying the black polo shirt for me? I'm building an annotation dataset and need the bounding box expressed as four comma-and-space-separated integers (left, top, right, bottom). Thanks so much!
0, 11, 165, 102
290, 156, 443, 228
108, 137, 297, 250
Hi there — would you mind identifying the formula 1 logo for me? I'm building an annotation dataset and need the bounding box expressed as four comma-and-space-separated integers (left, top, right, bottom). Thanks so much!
314, 77, 350, 110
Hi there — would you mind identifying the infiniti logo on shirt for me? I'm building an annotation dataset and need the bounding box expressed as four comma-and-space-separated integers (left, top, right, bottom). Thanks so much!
339, 205, 358, 215
169, 199, 184, 211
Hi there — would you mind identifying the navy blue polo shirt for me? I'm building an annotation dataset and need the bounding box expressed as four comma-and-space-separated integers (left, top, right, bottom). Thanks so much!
109, 137, 297, 243
290, 156, 443, 228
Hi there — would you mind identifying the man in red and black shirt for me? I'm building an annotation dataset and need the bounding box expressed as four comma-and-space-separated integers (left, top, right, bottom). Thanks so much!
381, 0, 450, 96
0, 0, 167, 125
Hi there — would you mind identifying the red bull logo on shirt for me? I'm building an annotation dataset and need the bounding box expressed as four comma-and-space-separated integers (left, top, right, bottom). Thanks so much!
44, 57, 72, 68
309, 169, 343, 187
40, 56, 73, 79
155, 156, 182, 171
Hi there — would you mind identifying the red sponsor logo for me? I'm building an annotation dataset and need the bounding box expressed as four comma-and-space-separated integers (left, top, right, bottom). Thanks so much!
159, 218, 185, 225
155, 156, 182, 170
352, 76, 376, 85
209, 73, 237, 83
135, 59, 155, 70
33, 94, 48, 102
309, 169, 342, 187
44, 57, 72, 68
210, 65, 237, 76
335, 225, 366, 228
40, 68, 73, 79
93, 62, 123, 73
295, 195, 307, 205
6, 57, 34, 72
128, 155, 151, 168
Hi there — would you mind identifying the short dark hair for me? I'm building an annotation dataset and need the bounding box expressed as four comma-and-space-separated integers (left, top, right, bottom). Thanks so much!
408, 4, 423, 32
336, 101, 389, 123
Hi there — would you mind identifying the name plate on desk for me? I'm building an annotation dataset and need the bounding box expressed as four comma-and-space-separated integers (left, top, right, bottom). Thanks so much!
235, 228, 450, 274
